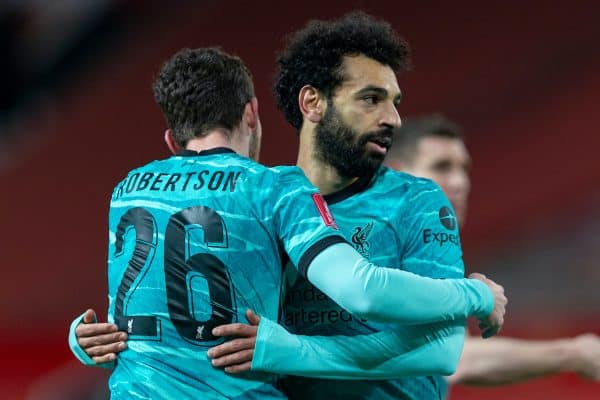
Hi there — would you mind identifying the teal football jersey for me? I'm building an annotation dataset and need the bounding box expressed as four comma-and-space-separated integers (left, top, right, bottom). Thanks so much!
281, 166, 463, 400
106, 148, 345, 399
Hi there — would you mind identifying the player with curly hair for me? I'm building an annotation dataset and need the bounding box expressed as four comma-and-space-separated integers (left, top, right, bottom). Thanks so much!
209, 12, 501, 400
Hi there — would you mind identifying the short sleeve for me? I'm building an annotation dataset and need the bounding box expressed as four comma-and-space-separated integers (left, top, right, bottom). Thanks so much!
267, 167, 348, 277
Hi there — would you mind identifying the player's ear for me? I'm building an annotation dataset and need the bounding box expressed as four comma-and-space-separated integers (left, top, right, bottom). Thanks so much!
164, 129, 181, 154
244, 97, 259, 131
299, 85, 325, 124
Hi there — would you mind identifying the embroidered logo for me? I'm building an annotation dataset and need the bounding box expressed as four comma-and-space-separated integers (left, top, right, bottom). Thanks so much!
351, 221, 374, 257
196, 325, 205, 340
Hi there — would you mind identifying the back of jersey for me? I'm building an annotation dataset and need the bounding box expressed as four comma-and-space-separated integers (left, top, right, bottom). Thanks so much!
106, 148, 340, 399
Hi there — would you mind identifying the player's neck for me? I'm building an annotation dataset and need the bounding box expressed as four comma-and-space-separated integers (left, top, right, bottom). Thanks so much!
296, 129, 358, 195
185, 129, 245, 156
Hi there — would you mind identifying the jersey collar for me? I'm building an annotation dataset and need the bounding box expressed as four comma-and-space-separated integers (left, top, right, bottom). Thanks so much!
177, 147, 236, 157
323, 169, 378, 205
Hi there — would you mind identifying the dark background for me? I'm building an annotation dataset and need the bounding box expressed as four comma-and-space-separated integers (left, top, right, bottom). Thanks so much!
1, 1, 598, 398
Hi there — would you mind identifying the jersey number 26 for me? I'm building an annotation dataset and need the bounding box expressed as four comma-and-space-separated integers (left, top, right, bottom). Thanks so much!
113, 206, 235, 346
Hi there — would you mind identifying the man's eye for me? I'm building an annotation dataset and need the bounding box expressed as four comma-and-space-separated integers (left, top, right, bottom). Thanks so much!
433, 162, 452, 172
363, 96, 379, 105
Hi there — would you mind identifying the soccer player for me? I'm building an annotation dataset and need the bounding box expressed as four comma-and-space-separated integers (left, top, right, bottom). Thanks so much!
69, 46, 506, 398
208, 12, 507, 400
384, 113, 600, 386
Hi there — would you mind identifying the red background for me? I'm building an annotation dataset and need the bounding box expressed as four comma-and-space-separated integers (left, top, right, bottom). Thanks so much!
1, 1, 598, 398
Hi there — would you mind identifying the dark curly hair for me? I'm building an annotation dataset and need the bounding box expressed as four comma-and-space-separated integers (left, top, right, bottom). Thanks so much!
153, 47, 255, 147
275, 11, 410, 131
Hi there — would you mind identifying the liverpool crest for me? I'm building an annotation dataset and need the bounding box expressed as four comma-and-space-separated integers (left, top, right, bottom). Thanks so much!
351, 221, 374, 257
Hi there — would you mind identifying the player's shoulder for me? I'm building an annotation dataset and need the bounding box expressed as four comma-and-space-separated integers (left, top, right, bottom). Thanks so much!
376, 167, 450, 216
269, 165, 304, 176
108, 158, 163, 197
123, 158, 163, 176
381, 168, 453, 221
377, 166, 442, 195
269, 165, 310, 181
111, 157, 162, 186
222, 162, 301, 188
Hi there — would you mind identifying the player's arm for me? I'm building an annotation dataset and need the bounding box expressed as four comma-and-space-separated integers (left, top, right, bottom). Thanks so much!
211, 312, 467, 378
209, 176, 505, 375
448, 333, 600, 385
303, 241, 504, 327
68, 308, 126, 368
207, 248, 505, 377
270, 169, 504, 329
208, 249, 505, 375
208, 248, 506, 376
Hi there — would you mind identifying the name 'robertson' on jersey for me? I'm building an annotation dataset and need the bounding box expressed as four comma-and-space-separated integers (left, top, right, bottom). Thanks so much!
113, 168, 242, 199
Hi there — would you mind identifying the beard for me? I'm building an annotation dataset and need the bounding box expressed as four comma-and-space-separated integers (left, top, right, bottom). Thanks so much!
314, 103, 394, 179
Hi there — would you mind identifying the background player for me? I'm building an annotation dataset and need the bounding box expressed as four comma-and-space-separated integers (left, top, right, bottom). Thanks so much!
384, 113, 600, 386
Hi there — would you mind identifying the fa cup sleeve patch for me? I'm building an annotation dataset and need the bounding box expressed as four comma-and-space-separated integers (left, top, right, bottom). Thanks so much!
311, 193, 339, 230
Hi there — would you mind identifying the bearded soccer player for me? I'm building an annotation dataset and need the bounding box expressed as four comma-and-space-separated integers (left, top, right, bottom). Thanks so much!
384, 114, 600, 387
206, 12, 508, 400
67, 45, 506, 397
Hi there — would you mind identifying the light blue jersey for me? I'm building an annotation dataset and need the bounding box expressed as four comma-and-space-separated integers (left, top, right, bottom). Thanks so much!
281, 166, 463, 400
106, 148, 345, 399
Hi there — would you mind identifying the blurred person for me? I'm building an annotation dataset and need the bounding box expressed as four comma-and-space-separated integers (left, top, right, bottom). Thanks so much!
68, 45, 506, 398
384, 113, 600, 386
